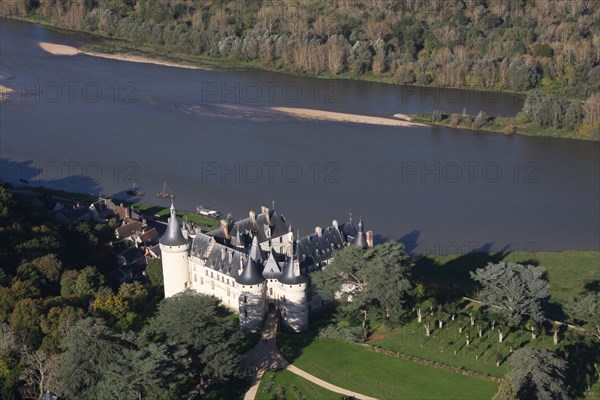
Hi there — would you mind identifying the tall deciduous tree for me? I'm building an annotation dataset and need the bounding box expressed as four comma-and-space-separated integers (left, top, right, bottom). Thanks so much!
470, 262, 549, 325
565, 292, 600, 341
144, 292, 244, 394
504, 347, 570, 400
312, 242, 414, 340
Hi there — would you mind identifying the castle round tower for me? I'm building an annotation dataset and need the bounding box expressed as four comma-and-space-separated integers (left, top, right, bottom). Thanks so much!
278, 236, 308, 332
235, 236, 266, 331
159, 202, 190, 298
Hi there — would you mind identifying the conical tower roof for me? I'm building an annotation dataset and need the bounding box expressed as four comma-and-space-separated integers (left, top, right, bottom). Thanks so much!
235, 256, 265, 285
248, 235, 263, 263
278, 240, 306, 285
353, 219, 368, 249
160, 202, 188, 246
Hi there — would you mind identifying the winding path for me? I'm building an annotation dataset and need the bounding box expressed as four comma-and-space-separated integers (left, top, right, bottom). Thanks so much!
242, 314, 377, 400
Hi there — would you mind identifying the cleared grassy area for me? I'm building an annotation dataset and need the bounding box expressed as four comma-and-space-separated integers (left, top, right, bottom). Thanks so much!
277, 335, 498, 400
369, 308, 571, 378
256, 369, 341, 400
414, 250, 600, 316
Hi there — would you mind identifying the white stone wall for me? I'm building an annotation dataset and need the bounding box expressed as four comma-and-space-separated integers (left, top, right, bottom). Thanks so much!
160, 242, 190, 298
189, 260, 240, 312
279, 282, 308, 332
238, 283, 266, 330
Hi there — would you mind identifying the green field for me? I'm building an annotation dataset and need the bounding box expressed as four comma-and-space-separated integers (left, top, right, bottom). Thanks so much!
277, 336, 498, 400
256, 369, 341, 400
414, 250, 599, 316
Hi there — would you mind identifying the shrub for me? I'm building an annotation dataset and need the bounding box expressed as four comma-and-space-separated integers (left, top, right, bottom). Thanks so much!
318, 324, 363, 343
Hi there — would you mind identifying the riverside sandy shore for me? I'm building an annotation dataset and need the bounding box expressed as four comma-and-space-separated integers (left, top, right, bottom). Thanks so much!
38, 42, 425, 128
39, 42, 203, 69
0, 84, 14, 102
270, 107, 427, 127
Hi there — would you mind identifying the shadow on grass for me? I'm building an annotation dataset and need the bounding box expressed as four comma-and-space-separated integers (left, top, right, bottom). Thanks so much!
413, 249, 509, 301
277, 305, 336, 363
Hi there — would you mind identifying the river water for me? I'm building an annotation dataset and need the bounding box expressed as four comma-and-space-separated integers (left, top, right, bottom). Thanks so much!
1, 18, 598, 253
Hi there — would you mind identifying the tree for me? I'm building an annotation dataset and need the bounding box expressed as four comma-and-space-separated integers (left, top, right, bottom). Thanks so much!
367, 242, 415, 322
493, 377, 518, 400
19, 349, 58, 400
146, 259, 164, 289
144, 292, 244, 394
504, 347, 570, 400
57, 318, 184, 400
311, 242, 414, 339
57, 318, 127, 400
97, 336, 186, 400
470, 262, 549, 325
74, 266, 105, 300
564, 292, 599, 340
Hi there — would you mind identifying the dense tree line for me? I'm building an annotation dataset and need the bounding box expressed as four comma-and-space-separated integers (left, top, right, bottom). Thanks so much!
3, 0, 599, 97
0, 184, 245, 399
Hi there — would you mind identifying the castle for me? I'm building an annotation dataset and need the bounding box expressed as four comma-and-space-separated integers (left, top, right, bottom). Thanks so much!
159, 203, 373, 332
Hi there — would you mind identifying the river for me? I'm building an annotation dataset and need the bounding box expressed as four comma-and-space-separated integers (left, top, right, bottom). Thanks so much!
1, 18, 598, 253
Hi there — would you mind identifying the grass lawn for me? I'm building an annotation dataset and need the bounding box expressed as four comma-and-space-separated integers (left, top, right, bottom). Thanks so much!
278, 335, 498, 400
256, 369, 341, 400
414, 250, 599, 316
369, 311, 563, 378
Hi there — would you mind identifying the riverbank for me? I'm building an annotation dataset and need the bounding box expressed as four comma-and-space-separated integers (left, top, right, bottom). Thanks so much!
10, 15, 528, 95
8, 184, 221, 230
410, 111, 599, 141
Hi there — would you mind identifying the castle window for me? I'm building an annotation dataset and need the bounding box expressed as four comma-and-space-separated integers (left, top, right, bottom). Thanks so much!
244, 295, 247, 304
269, 287, 273, 296
201, 277, 204, 285
205, 270, 208, 276
194, 274, 197, 282
244, 308, 248, 317
211, 272, 213, 278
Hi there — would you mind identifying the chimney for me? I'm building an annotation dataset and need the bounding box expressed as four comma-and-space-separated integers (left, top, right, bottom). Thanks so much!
220, 219, 230, 238
366, 230, 374, 247
332, 220, 339, 231
261, 206, 270, 224
249, 210, 256, 223
315, 226, 323, 237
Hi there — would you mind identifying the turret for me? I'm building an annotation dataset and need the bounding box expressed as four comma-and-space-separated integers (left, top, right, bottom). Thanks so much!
278, 232, 308, 332
353, 219, 368, 249
159, 202, 190, 298
236, 236, 266, 331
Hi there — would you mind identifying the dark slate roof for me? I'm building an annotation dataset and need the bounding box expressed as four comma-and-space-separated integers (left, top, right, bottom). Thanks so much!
207, 208, 290, 244
159, 207, 188, 246
236, 257, 265, 285
117, 246, 145, 266
191, 232, 213, 258
278, 249, 306, 285
206, 244, 244, 278
353, 220, 368, 249
297, 225, 345, 271
338, 221, 358, 243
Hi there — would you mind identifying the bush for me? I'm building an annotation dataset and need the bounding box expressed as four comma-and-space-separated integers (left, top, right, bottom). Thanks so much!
318, 324, 363, 343
531, 43, 553, 58
503, 123, 516, 135
472, 111, 490, 129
